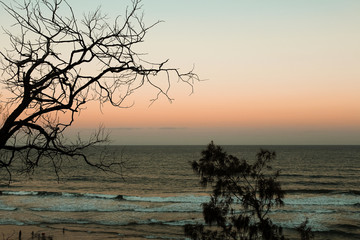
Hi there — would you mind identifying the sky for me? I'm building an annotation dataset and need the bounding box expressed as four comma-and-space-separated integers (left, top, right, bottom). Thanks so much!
1, 0, 360, 145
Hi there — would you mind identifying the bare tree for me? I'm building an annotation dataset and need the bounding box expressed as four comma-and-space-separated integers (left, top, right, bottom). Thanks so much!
0, 0, 198, 182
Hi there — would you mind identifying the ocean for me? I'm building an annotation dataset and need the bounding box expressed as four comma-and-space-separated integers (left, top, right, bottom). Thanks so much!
0, 145, 359, 239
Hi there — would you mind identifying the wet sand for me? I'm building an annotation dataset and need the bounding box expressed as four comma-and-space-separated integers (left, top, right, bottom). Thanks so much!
0, 224, 353, 240
0, 225, 108, 240
0, 224, 185, 240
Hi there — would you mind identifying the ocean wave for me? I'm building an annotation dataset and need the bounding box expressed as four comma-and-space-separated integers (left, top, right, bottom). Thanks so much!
28, 201, 203, 214
29, 207, 125, 213
284, 189, 360, 196
0, 190, 209, 204
123, 195, 209, 204
36, 191, 62, 197
274, 208, 337, 214
0, 203, 17, 211
0, 190, 122, 200
290, 181, 341, 186
281, 174, 347, 179
44, 218, 201, 227
284, 195, 359, 206
134, 202, 202, 213
0, 190, 38, 196
0, 219, 26, 226
2, 189, 359, 210
0, 217, 196, 227
29, 200, 140, 213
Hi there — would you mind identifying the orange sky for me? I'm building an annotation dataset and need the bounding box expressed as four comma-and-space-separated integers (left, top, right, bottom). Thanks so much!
1, 0, 360, 144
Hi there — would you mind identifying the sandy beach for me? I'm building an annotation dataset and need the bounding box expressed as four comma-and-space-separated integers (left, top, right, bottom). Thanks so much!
0, 224, 354, 240
0, 224, 111, 240
0, 224, 186, 240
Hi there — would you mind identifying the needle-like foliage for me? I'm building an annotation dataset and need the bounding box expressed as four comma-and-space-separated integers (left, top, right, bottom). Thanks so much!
185, 142, 313, 240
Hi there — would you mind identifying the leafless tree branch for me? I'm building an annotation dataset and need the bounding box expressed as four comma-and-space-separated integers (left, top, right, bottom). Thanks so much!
0, 0, 199, 183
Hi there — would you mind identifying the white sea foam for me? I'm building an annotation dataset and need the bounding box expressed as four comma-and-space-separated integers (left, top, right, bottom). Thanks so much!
30, 200, 138, 212
135, 202, 202, 213
1, 191, 37, 196
284, 195, 359, 206
0, 219, 25, 226
83, 193, 118, 199
0, 202, 17, 211
123, 195, 209, 204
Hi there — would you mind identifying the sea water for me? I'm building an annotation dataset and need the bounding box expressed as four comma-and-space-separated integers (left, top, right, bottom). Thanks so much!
0, 145, 359, 239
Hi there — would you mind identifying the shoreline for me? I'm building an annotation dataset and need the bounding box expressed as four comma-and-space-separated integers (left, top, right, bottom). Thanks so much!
0, 224, 357, 240
0, 225, 103, 240
0, 224, 186, 240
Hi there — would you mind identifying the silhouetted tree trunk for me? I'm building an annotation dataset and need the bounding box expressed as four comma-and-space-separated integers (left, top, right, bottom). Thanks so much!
0, 0, 198, 182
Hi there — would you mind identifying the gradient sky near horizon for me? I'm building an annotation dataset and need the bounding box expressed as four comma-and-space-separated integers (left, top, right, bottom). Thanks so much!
1, 0, 360, 145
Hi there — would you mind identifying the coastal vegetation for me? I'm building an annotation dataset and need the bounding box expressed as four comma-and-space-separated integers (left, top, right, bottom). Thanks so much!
185, 141, 314, 240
